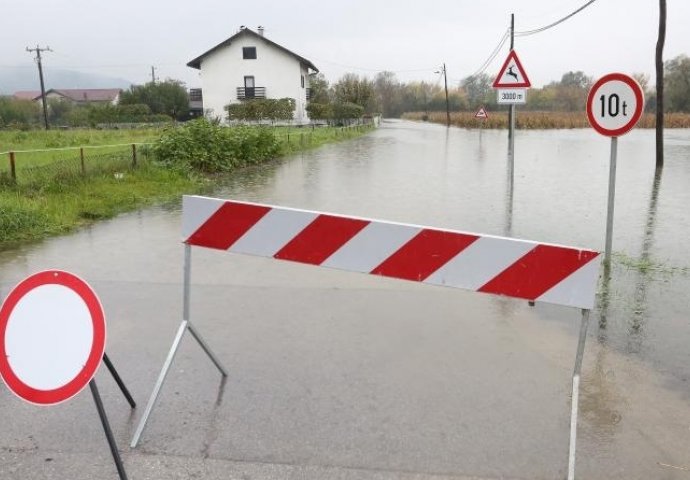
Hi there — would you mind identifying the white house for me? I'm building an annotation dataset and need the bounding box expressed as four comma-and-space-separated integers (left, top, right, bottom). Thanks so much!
187, 26, 318, 124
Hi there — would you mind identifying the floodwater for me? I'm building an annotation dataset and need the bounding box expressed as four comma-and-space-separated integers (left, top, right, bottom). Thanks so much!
0, 120, 689, 479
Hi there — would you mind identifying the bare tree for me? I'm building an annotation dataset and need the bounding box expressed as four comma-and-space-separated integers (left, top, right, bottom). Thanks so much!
656, 0, 666, 168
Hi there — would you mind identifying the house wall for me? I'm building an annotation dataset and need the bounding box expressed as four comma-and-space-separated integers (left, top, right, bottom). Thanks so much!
199, 33, 310, 123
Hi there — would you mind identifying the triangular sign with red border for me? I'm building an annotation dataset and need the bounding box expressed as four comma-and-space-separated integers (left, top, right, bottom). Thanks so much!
474, 107, 488, 119
492, 50, 531, 88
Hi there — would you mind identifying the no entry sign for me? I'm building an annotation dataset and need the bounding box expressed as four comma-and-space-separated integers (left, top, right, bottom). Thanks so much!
0, 270, 106, 405
587, 73, 644, 137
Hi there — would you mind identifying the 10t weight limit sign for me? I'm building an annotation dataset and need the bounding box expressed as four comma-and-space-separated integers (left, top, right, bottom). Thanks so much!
586, 73, 644, 137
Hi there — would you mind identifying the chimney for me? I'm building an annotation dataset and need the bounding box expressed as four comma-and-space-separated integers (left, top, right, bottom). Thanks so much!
258, 26, 264, 36
239, 25, 246, 31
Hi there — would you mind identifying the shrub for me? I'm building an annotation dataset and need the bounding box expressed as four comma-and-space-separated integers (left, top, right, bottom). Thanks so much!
152, 118, 281, 172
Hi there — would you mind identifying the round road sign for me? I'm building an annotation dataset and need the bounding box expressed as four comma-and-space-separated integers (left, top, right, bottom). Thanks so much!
0, 270, 106, 406
586, 73, 644, 137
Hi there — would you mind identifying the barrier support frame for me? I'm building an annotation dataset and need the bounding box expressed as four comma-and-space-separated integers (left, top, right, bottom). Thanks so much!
130, 244, 227, 448
567, 308, 590, 480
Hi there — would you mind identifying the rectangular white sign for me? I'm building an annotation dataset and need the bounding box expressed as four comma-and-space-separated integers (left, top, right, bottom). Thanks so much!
497, 89, 527, 104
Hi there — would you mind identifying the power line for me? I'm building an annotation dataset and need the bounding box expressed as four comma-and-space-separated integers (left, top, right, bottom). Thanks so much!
515, 0, 598, 36
470, 28, 510, 78
301, 53, 436, 75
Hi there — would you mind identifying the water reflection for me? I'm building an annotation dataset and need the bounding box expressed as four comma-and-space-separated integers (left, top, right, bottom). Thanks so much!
627, 166, 663, 350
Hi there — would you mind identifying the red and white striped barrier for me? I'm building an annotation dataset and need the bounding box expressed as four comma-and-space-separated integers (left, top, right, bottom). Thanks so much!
182, 195, 601, 309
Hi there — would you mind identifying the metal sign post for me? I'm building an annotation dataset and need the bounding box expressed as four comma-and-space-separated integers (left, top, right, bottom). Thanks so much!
493, 50, 531, 181
586, 73, 645, 266
605, 137, 618, 265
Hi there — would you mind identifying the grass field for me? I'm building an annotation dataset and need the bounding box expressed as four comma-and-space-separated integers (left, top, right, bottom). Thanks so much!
402, 111, 690, 129
0, 124, 370, 174
0, 124, 373, 248
0, 128, 162, 173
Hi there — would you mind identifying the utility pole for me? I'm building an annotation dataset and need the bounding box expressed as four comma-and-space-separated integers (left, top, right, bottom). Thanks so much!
443, 63, 450, 127
436, 64, 451, 126
151, 66, 157, 84
26, 45, 52, 130
655, 0, 666, 168
508, 14, 515, 151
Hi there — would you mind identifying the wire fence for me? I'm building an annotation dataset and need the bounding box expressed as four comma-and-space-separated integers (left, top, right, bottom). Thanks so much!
0, 123, 375, 188
0, 143, 154, 188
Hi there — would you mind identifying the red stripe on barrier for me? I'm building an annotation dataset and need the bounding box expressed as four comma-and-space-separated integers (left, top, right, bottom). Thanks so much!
478, 245, 599, 300
274, 215, 370, 265
186, 202, 270, 250
371, 230, 479, 281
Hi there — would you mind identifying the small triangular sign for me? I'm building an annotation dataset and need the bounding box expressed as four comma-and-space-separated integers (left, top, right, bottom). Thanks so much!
492, 50, 531, 88
474, 107, 488, 119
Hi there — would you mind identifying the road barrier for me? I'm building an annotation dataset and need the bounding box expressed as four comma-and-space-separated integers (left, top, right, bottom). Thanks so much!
132, 195, 601, 479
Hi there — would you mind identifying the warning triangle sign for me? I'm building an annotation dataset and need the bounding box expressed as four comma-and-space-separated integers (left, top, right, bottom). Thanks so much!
474, 107, 488, 119
492, 50, 531, 88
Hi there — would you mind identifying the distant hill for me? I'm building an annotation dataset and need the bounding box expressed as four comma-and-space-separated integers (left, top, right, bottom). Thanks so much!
0, 66, 133, 95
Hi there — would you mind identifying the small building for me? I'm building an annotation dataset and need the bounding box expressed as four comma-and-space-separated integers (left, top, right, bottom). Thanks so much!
187, 26, 318, 124
13, 88, 122, 105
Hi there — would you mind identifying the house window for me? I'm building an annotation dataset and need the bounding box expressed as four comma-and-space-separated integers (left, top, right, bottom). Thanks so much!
242, 47, 257, 59
301, 75, 305, 88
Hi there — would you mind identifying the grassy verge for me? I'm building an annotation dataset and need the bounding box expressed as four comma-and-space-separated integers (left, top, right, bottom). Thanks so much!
0, 124, 374, 249
0, 163, 201, 247
402, 111, 690, 129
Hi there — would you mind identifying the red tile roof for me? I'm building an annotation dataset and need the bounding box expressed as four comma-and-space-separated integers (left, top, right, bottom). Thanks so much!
13, 91, 41, 100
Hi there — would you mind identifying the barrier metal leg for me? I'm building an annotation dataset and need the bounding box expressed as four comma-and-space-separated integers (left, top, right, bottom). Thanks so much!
183, 244, 228, 376
90, 379, 128, 480
131, 245, 228, 448
130, 320, 188, 447
188, 322, 228, 377
567, 309, 590, 480
103, 353, 136, 409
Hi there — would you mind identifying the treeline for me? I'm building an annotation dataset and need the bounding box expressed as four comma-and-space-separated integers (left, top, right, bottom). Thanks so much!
314, 54, 690, 117
0, 80, 190, 129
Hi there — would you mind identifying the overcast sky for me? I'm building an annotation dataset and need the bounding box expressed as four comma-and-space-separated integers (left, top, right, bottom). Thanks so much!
4, 0, 690, 89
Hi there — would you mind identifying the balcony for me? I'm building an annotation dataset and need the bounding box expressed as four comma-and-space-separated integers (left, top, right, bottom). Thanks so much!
237, 87, 266, 100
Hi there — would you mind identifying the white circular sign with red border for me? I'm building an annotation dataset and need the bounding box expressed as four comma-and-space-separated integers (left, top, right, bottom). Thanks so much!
586, 73, 645, 137
0, 270, 106, 406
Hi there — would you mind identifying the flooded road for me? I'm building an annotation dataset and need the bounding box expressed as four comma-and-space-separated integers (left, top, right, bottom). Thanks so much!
1, 120, 689, 479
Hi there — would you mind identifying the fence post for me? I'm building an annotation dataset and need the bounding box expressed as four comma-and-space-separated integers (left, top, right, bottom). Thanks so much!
9, 151, 16, 182
80, 147, 85, 175
131, 144, 137, 168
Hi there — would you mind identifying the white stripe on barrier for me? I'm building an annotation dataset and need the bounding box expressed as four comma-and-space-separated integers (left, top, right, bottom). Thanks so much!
230, 208, 318, 257
536, 257, 601, 308
181, 196, 224, 240
424, 236, 536, 290
322, 222, 422, 273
